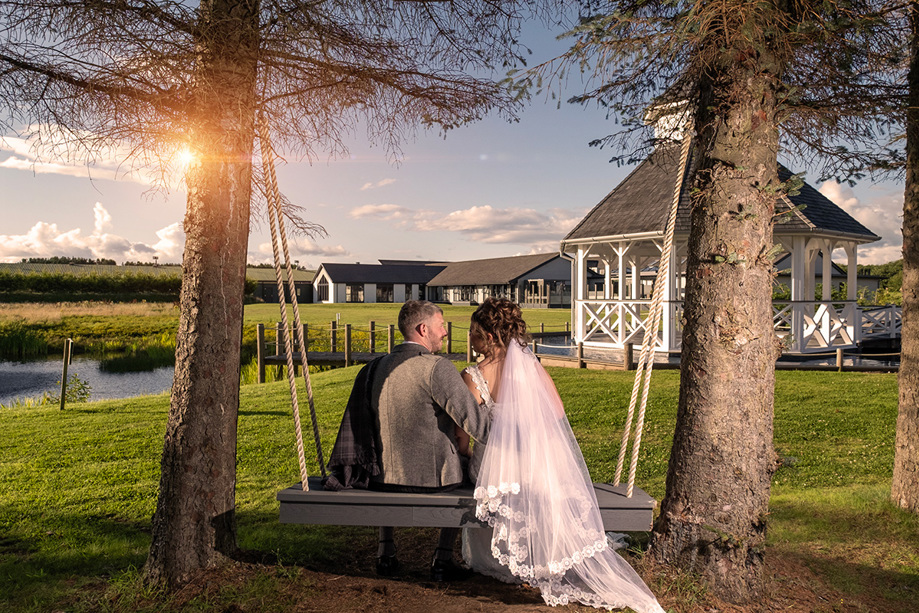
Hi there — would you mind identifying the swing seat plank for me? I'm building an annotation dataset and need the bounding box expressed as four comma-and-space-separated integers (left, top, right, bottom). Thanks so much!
278, 478, 657, 532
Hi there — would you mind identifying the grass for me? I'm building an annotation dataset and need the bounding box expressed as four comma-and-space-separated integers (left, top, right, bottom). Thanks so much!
0, 302, 572, 361
0, 366, 916, 612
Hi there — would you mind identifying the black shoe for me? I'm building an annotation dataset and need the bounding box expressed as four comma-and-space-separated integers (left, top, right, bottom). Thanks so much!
430, 558, 473, 582
376, 554, 400, 576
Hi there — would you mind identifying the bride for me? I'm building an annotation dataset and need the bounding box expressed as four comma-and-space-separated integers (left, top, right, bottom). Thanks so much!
457, 298, 666, 613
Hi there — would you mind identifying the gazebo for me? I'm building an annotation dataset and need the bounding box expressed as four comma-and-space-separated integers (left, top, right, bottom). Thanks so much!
560, 144, 881, 355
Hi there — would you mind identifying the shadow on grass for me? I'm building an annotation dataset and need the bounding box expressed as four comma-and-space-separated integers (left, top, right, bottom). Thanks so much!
236, 509, 546, 606
0, 510, 151, 609
769, 487, 919, 611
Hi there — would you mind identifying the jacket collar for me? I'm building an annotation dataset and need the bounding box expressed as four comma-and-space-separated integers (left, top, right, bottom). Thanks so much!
393, 342, 431, 355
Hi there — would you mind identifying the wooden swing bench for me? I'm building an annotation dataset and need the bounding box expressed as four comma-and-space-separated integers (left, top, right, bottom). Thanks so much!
277, 478, 656, 532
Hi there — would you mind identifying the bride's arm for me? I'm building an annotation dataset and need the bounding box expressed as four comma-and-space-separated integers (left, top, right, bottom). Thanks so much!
453, 370, 484, 457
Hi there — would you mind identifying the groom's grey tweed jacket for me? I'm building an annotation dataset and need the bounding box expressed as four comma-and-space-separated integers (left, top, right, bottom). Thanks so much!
370, 342, 488, 489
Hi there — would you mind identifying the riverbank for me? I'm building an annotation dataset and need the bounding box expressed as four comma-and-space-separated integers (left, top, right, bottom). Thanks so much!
0, 366, 914, 612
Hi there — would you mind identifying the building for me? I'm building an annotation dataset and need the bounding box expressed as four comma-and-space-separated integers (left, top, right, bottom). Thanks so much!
426, 253, 573, 307
246, 266, 315, 303
311, 254, 576, 307
311, 262, 445, 304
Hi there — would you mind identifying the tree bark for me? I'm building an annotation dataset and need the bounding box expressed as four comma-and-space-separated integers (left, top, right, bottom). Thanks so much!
143, 0, 260, 589
893, 0, 919, 513
650, 66, 782, 601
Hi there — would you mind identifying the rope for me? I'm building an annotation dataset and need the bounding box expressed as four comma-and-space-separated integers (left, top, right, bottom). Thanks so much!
614, 134, 693, 497
257, 115, 325, 491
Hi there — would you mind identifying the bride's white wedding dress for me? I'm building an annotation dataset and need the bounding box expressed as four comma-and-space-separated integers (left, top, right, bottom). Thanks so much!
461, 342, 665, 613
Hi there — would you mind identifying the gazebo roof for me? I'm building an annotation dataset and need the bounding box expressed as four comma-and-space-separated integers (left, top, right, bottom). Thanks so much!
563, 144, 880, 245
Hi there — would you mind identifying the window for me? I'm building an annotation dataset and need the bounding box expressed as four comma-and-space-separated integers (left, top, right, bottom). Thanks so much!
346, 283, 364, 303
317, 278, 329, 302
376, 284, 394, 303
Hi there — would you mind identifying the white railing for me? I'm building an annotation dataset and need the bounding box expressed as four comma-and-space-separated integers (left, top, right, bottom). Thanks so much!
860, 305, 902, 340
577, 299, 901, 354
577, 299, 681, 351
772, 300, 859, 352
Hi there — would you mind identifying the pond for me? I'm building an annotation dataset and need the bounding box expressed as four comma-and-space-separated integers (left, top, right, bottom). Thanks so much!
0, 355, 174, 406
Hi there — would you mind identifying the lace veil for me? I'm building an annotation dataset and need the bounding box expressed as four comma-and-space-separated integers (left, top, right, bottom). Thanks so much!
473, 342, 665, 613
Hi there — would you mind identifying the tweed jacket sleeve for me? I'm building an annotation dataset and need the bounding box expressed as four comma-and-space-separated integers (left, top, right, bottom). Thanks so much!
430, 356, 489, 444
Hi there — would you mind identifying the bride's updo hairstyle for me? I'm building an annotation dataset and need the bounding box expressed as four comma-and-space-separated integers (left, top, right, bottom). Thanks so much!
470, 298, 529, 352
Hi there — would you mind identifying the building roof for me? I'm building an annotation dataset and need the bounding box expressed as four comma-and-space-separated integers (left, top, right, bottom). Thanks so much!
317, 263, 446, 284
427, 253, 562, 286
563, 144, 880, 245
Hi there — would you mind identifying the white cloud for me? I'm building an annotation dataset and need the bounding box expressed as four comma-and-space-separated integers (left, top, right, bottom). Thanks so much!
0, 132, 154, 185
417, 205, 586, 244
359, 178, 396, 191
350, 201, 585, 246
0, 202, 184, 263
250, 238, 348, 265
818, 181, 902, 265
349, 203, 413, 222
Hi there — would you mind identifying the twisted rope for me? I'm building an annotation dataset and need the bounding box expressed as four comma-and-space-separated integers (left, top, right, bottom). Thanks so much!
257, 115, 326, 491
614, 133, 693, 497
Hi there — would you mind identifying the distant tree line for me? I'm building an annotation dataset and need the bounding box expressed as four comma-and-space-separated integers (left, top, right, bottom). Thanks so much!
23, 256, 117, 265
0, 271, 256, 298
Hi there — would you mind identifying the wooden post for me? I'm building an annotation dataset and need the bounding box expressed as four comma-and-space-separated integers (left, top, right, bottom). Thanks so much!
540, 322, 545, 333
344, 324, 352, 367
566, 321, 570, 333
275, 322, 284, 356
467, 329, 473, 363
388, 324, 395, 353
330, 320, 337, 353
624, 343, 634, 371
577, 342, 585, 369
256, 323, 266, 384
59, 338, 72, 410
446, 321, 453, 354
836, 347, 844, 372
370, 320, 376, 354
301, 323, 309, 355
531, 339, 537, 355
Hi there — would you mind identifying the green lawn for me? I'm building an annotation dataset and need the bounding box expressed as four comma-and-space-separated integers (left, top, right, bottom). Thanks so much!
1, 367, 916, 611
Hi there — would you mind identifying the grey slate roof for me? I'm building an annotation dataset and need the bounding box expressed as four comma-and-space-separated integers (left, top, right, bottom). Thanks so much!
563, 144, 879, 244
427, 253, 562, 286
319, 263, 445, 284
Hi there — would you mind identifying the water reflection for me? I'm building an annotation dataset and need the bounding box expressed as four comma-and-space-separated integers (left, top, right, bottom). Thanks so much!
0, 355, 174, 406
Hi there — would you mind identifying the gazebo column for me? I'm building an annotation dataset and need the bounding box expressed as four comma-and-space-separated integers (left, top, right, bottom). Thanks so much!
789, 236, 807, 352
821, 240, 834, 301
845, 242, 860, 345
657, 239, 677, 351
820, 240, 835, 348
614, 241, 631, 345
575, 247, 587, 343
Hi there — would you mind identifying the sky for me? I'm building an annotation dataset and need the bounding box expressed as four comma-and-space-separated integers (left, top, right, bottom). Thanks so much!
0, 22, 906, 269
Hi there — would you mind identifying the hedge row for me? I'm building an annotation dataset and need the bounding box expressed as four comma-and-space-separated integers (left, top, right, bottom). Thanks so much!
0, 272, 257, 295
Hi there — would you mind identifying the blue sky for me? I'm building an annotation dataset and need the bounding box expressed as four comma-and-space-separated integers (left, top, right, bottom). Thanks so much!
0, 21, 905, 268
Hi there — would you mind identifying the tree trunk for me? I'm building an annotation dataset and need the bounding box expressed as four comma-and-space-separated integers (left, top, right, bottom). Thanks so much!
143, 0, 260, 589
650, 67, 782, 601
893, 0, 919, 513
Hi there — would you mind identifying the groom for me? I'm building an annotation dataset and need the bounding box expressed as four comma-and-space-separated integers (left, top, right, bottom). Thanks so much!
368, 300, 489, 581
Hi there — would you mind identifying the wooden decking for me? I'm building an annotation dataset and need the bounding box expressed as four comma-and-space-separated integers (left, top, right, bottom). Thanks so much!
278, 477, 657, 532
